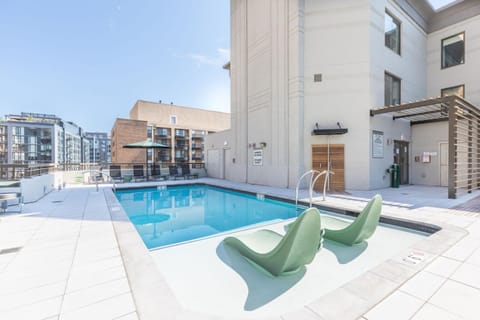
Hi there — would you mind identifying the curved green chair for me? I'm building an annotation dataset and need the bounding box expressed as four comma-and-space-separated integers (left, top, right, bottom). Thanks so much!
223, 208, 321, 276
324, 194, 382, 246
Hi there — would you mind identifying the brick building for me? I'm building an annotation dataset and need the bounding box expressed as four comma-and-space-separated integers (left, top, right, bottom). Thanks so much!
111, 101, 230, 165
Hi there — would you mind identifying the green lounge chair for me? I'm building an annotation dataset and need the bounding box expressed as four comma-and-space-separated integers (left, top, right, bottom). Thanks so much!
324, 194, 382, 246
223, 207, 321, 276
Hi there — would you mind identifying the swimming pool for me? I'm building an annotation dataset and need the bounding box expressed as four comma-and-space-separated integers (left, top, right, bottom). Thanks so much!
115, 185, 300, 249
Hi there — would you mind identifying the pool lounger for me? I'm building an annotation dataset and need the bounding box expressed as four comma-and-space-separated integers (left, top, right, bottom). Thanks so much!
323, 194, 382, 246
223, 207, 321, 276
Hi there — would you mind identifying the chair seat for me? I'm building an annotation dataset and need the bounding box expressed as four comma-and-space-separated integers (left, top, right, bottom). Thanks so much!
320, 215, 351, 231
228, 229, 283, 254
224, 207, 321, 276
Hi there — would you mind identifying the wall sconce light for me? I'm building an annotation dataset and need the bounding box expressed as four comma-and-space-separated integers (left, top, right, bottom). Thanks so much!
259, 142, 267, 148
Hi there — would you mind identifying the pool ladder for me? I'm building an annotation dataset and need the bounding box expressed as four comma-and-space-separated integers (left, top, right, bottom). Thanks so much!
295, 169, 334, 212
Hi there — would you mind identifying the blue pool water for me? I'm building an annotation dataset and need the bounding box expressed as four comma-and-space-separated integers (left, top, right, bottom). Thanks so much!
115, 185, 299, 249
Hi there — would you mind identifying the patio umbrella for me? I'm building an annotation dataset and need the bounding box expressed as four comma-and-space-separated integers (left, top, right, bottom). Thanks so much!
123, 138, 169, 179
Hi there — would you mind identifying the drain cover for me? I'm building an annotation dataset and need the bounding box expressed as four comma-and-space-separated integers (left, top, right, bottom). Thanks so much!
402, 250, 426, 265
51, 200, 63, 203
0, 247, 22, 255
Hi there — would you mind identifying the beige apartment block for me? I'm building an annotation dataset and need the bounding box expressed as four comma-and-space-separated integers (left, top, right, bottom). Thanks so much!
112, 100, 230, 166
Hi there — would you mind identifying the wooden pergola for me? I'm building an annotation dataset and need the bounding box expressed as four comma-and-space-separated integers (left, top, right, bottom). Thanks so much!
370, 95, 480, 199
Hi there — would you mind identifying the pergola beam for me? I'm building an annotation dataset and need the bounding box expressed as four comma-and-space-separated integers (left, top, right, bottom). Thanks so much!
370, 96, 449, 116
392, 109, 442, 120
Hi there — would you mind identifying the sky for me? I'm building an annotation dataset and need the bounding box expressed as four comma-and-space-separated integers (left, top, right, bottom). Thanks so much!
0, 0, 230, 133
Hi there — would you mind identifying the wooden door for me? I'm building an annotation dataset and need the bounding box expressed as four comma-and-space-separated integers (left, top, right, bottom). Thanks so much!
311, 144, 345, 192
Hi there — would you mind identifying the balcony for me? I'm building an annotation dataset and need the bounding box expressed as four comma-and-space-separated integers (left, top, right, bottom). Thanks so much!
175, 135, 189, 140
191, 144, 204, 150
175, 144, 189, 150
155, 130, 170, 138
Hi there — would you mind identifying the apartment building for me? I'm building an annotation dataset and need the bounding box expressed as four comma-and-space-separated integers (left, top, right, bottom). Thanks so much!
206, 0, 480, 198
84, 132, 111, 163
0, 112, 90, 164
111, 101, 230, 166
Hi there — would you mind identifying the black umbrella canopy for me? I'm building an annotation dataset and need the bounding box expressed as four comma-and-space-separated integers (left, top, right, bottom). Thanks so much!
123, 139, 169, 149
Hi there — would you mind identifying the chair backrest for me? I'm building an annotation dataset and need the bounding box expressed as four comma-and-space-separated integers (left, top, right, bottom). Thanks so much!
268, 208, 321, 275
343, 194, 382, 244
181, 164, 190, 175
152, 164, 161, 176
110, 165, 121, 178
169, 166, 178, 175
133, 165, 144, 177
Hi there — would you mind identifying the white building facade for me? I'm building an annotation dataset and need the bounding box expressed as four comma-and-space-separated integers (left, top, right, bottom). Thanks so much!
206, 0, 480, 193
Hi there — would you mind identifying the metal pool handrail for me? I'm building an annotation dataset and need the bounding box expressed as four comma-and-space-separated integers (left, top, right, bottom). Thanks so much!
312, 169, 335, 201
295, 169, 334, 211
295, 169, 321, 209
82, 170, 117, 192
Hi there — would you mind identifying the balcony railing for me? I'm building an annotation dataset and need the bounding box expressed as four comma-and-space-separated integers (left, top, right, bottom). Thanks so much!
155, 132, 170, 137
191, 144, 204, 150
175, 135, 189, 140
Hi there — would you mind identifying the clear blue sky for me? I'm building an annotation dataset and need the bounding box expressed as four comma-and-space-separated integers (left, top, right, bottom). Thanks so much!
0, 0, 230, 133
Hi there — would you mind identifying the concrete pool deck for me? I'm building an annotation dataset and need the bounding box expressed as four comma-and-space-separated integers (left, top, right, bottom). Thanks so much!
0, 178, 479, 319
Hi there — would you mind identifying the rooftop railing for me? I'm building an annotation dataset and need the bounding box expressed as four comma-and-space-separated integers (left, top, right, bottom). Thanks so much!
0, 161, 205, 182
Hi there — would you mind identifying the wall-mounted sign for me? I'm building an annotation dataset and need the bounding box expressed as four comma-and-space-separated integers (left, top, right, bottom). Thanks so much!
422, 152, 432, 163
253, 149, 263, 166
372, 130, 384, 158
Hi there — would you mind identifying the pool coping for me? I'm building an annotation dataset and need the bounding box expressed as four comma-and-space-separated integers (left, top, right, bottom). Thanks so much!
107, 182, 468, 320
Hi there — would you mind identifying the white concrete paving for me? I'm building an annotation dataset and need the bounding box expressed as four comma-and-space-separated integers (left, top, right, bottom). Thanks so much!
0, 187, 137, 320
0, 178, 479, 319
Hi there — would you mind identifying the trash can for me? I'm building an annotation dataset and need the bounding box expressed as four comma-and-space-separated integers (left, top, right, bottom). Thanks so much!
390, 164, 400, 188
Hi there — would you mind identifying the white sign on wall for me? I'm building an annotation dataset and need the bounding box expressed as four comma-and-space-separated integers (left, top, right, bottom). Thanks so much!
372, 130, 384, 158
253, 149, 263, 166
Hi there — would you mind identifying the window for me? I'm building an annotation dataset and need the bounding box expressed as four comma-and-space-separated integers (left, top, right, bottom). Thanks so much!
441, 84, 464, 98
385, 72, 401, 105
170, 115, 177, 125
175, 129, 186, 137
385, 11, 401, 54
157, 128, 168, 136
442, 32, 465, 68
147, 126, 152, 138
